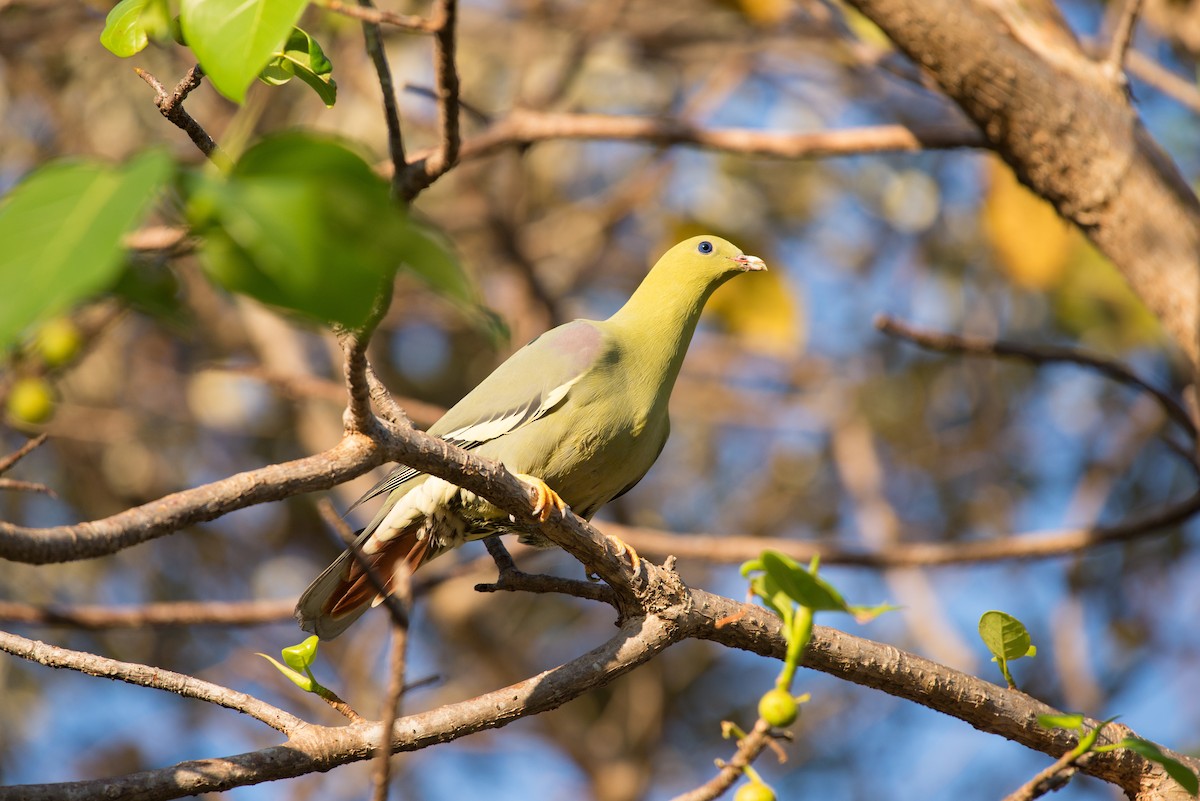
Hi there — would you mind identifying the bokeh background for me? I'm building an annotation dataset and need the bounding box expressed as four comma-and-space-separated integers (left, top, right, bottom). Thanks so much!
2, 0, 1199, 798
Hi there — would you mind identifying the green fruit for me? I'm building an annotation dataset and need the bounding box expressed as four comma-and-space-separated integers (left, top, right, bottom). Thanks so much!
35, 318, 83, 367
758, 688, 798, 727
7, 377, 55, 425
734, 781, 776, 801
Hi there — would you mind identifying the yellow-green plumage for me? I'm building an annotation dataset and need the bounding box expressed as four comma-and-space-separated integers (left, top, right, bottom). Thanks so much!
296, 235, 765, 638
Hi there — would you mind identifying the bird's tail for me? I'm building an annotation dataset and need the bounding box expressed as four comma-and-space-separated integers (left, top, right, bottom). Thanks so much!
294, 522, 431, 640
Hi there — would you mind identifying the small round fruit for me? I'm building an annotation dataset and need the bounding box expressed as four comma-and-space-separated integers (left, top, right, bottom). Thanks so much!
7, 377, 55, 425
758, 688, 798, 727
35, 318, 83, 367
734, 782, 776, 801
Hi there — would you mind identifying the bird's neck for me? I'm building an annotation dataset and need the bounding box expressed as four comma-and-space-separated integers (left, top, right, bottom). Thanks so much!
607, 271, 720, 399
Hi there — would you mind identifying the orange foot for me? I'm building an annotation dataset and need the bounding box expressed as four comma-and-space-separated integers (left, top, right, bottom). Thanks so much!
606, 532, 642, 575
515, 473, 568, 522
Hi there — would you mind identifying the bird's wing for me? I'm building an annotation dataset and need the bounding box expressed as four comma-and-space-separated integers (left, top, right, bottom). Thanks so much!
348, 320, 607, 511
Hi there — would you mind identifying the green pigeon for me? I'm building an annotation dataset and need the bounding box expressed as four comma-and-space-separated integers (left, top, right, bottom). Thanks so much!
297, 235, 766, 638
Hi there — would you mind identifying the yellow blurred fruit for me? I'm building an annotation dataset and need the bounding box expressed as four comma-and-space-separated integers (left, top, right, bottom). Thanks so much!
7, 377, 55, 425
758, 687, 799, 726
35, 318, 83, 367
734, 782, 777, 801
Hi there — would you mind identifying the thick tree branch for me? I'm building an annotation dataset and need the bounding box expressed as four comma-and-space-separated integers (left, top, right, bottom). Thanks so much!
844, 0, 1200, 368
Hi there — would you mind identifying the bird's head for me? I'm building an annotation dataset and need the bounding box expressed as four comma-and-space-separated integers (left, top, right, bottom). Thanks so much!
654, 235, 767, 291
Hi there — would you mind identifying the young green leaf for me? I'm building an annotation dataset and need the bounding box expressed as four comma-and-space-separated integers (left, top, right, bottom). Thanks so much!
0, 151, 172, 351
281, 635, 320, 673
260, 27, 337, 106
978, 610, 1035, 689
257, 652, 318, 693
759, 550, 851, 613
1114, 738, 1199, 796
179, 0, 309, 103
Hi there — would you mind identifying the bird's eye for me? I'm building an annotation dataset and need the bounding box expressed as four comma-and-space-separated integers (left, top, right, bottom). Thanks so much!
697, 240, 713, 254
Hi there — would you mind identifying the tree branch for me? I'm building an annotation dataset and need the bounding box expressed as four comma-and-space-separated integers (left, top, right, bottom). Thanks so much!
844, 0, 1200, 368
397, 0, 461, 201
1, 614, 679, 801
875, 315, 1197, 439
0, 630, 302, 735
134, 65, 224, 164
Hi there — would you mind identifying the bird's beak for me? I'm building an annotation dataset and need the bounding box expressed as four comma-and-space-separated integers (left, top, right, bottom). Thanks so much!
731, 254, 767, 272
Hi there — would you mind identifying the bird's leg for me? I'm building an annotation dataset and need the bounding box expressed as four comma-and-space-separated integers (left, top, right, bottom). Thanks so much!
514, 474, 641, 575
515, 473, 567, 522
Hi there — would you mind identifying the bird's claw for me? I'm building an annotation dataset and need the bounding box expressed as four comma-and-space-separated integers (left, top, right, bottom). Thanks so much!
516, 474, 567, 522
606, 533, 641, 575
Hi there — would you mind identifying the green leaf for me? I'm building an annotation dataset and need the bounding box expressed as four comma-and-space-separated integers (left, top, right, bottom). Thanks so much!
101, 0, 151, 56
179, 0, 309, 103
979, 610, 1034, 688
0, 152, 173, 351
1117, 738, 1199, 796
189, 132, 469, 328
261, 27, 337, 106
1037, 713, 1085, 731
101, 0, 173, 55
760, 550, 849, 613
256, 652, 318, 693
281, 634, 320, 672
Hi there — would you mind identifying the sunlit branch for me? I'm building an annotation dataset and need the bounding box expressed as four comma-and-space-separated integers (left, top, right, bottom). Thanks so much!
0, 630, 302, 735
3, 614, 677, 801
0, 599, 295, 628
408, 109, 986, 166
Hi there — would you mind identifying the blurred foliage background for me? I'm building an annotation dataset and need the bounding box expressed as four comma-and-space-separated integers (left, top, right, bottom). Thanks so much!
2, 0, 1200, 799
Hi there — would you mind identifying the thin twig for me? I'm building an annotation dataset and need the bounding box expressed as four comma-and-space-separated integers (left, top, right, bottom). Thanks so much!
875, 314, 1197, 440
477, 536, 619, 606
372, 575, 412, 801
0, 433, 48, 474
1103, 0, 1143, 83
671, 719, 783, 801
1002, 749, 1095, 801
321, 0, 438, 32
135, 65, 222, 162
407, 110, 986, 168
606, 487, 1200, 567
0, 629, 302, 734
398, 0, 461, 201
356, 0, 408, 188
0, 478, 55, 496
0, 599, 294, 628
340, 279, 396, 436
